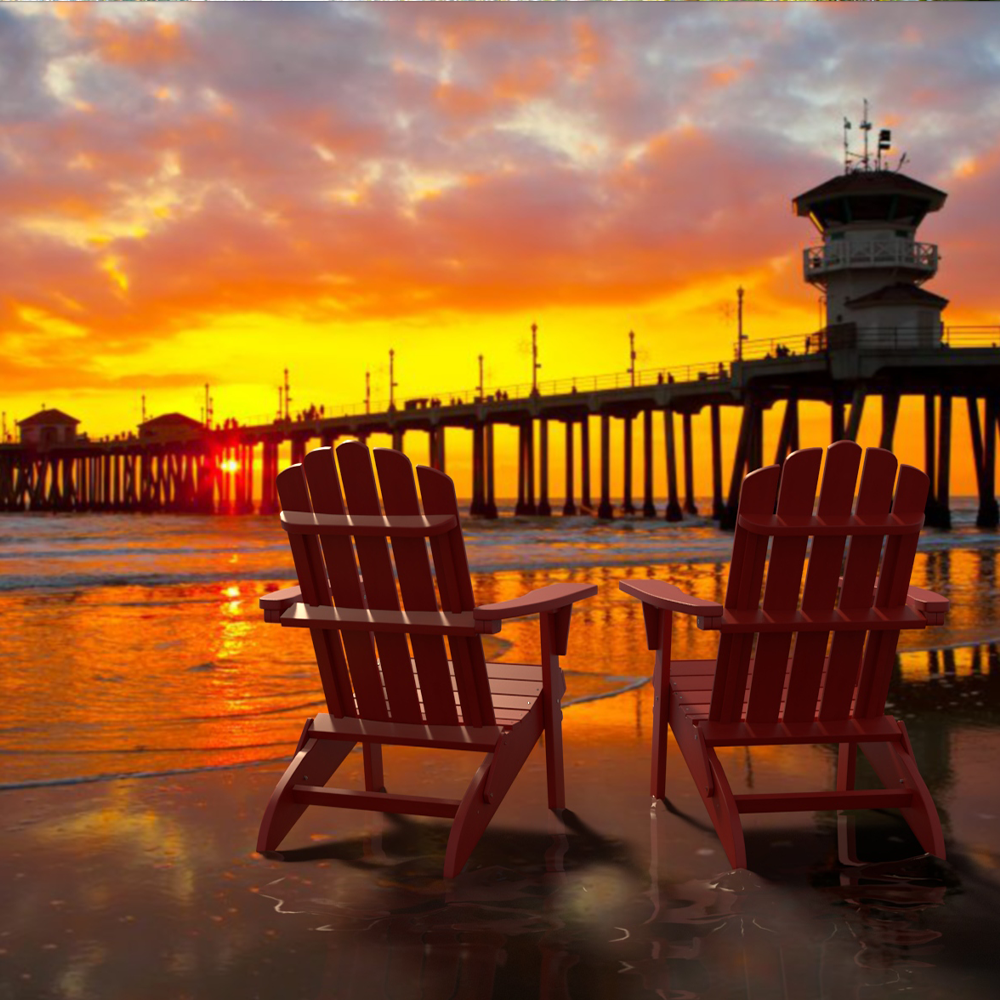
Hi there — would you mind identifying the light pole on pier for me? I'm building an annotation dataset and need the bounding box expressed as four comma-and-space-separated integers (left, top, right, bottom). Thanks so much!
736, 286, 747, 363
365, 371, 371, 414
283, 369, 291, 422
629, 330, 636, 387
141, 394, 147, 424
276, 386, 283, 422
531, 323, 541, 396
205, 384, 212, 429
389, 349, 398, 411
478, 355, 484, 402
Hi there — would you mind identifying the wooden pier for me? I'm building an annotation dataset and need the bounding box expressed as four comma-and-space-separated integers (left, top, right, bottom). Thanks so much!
2, 326, 999, 529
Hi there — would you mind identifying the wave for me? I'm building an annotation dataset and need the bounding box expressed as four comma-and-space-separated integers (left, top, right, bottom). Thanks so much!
2, 527, 998, 595
0, 755, 297, 793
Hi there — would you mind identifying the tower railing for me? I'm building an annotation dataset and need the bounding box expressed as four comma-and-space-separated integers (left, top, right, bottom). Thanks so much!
803, 239, 938, 279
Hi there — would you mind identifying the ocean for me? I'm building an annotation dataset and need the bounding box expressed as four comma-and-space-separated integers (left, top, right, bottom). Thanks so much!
1, 498, 997, 792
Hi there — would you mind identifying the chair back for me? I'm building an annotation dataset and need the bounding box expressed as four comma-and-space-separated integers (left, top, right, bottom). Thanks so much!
276, 441, 496, 728
708, 441, 928, 725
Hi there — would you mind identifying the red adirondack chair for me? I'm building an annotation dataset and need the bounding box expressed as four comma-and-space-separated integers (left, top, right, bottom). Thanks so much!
620, 441, 948, 869
257, 441, 596, 877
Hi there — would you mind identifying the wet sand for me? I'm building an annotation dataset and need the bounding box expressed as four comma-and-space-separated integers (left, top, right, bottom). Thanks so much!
3, 516, 1000, 997
4, 689, 1000, 1000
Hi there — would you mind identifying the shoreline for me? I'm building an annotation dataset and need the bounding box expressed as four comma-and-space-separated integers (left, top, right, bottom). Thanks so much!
4, 709, 1000, 1000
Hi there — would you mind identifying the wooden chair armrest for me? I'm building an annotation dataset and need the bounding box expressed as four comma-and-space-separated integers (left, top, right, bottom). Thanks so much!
619, 579, 723, 649
260, 584, 304, 623
473, 582, 598, 622
906, 584, 948, 623
260, 574, 369, 623
618, 579, 723, 619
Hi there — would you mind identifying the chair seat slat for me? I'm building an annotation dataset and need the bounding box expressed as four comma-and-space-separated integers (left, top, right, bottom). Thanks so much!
281, 510, 457, 537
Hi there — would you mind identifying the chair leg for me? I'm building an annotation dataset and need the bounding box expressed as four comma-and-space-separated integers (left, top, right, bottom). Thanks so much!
651, 661, 670, 798
837, 812, 864, 866
539, 621, 568, 811
363, 743, 385, 792
443, 707, 543, 878
704, 752, 747, 870
837, 743, 857, 791
858, 729, 946, 859
257, 737, 357, 853
543, 666, 566, 811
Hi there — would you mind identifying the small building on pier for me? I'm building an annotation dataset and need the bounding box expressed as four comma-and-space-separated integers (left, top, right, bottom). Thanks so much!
138, 413, 205, 443
17, 408, 80, 449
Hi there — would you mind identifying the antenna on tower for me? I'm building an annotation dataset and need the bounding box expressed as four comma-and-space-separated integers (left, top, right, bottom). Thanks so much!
843, 116, 852, 175
860, 98, 872, 171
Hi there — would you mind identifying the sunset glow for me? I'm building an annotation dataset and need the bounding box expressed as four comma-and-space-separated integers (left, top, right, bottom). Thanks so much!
3, 3, 1000, 495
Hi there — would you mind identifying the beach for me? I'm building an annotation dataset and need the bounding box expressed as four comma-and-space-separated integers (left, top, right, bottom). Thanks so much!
2, 508, 1000, 998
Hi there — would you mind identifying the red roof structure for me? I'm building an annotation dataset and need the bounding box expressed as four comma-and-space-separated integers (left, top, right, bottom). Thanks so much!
17, 408, 80, 427
139, 413, 204, 430
846, 283, 950, 309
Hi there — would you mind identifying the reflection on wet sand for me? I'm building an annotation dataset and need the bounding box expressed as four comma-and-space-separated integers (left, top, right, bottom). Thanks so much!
236, 807, 996, 1000
3, 516, 1000, 997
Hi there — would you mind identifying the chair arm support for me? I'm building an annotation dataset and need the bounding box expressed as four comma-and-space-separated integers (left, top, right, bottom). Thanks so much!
260, 584, 304, 623
473, 582, 598, 622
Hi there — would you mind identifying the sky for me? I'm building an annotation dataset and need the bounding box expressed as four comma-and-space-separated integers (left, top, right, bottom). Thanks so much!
3, 1, 1000, 496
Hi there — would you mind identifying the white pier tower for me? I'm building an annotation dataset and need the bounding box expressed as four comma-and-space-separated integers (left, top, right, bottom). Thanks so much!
793, 106, 949, 349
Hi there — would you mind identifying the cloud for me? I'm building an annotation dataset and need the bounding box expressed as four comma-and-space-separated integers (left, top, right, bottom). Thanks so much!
2, 0, 1000, 382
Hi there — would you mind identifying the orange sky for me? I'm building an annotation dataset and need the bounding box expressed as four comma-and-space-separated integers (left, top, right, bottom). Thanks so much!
3, 2, 1000, 497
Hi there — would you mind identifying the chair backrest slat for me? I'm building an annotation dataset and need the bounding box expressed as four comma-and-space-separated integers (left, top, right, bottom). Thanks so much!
277, 442, 497, 731
854, 464, 928, 718
819, 448, 897, 720
710, 465, 780, 722
781, 441, 862, 722
374, 448, 459, 726
709, 442, 929, 731
276, 463, 354, 718
418, 465, 496, 728
745, 448, 821, 723
301, 447, 387, 721
335, 442, 421, 723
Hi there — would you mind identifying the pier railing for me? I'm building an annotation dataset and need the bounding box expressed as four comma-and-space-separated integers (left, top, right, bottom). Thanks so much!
739, 325, 1000, 361
243, 360, 733, 426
